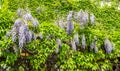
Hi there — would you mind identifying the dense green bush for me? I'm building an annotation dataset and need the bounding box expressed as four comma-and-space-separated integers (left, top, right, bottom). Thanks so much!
0, 0, 120, 71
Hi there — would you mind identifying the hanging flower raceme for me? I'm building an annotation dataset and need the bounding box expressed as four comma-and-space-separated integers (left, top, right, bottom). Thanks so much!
80, 11, 89, 28
6, 18, 33, 48
77, 9, 89, 28
90, 13, 95, 25
12, 27, 17, 42
66, 11, 74, 35
90, 36, 98, 53
22, 12, 33, 21
104, 38, 114, 54
67, 11, 73, 21
16, 8, 39, 27
71, 39, 76, 51
74, 33, 79, 46
24, 28, 33, 43
11, 18, 27, 42
81, 34, 86, 50
18, 24, 33, 48
77, 9, 84, 22
66, 20, 74, 35
13, 18, 25, 31
55, 39, 62, 54
18, 25, 27, 48
84, 10, 89, 23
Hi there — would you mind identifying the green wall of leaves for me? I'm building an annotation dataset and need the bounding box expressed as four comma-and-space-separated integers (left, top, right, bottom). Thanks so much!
0, 0, 120, 71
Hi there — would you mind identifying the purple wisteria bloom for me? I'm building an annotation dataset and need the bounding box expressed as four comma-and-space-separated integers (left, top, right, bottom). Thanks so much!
55, 39, 62, 54
74, 33, 79, 46
104, 38, 113, 54
66, 20, 74, 35
71, 39, 76, 51
90, 13, 95, 25
81, 34, 86, 50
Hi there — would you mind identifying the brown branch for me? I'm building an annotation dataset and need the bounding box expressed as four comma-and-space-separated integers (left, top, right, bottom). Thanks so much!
23, 47, 38, 55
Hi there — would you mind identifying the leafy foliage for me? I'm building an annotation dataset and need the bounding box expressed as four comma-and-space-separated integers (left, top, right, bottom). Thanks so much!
0, 0, 120, 71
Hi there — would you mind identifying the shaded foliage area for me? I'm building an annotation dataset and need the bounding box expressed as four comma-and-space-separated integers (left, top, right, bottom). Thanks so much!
0, 0, 120, 71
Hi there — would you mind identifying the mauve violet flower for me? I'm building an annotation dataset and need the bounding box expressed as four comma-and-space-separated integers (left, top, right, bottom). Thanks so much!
90, 36, 98, 53
104, 38, 113, 54
77, 9, 84, 21
55, 39, 62, 54
13, 18, 23, 31
80, 11, 88, 24
12, 27, 17, 42
67, 11, 73, 21
25, 29, 32, 43
66, 20, 74, 35
22, 12, 33, 21
90, 36, 97, 50
81, 34, 86, 49
90, 13, 95, 25
18, 25, 26, 48
71, 40, 76, 51
74, 33, 79, 46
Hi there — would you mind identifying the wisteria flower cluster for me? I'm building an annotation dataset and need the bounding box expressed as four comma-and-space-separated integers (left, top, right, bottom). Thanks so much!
17, 8, 39, 27
90, 36, 98, 53
55, 9, 114, 54
73, 9, 96, 28
66, 11, 74, 35
6, 8, 39, 49
104, 38, 114, 54
55, 38, 62, 54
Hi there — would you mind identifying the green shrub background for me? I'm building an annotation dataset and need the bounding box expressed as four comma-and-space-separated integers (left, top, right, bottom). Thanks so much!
0, 0, 120, 71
